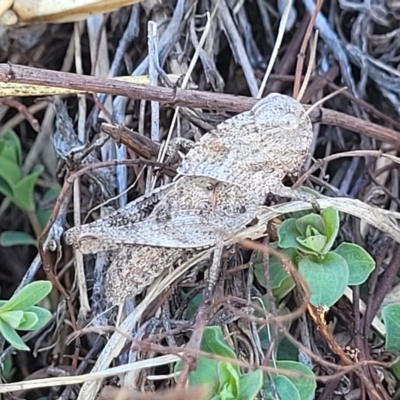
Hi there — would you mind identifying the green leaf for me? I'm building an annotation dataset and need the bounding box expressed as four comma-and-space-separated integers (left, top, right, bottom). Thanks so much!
218, 362, 239, 398
187, 357, 220, 398
264, 375, 300, 400
334, 243, 375, 286
278, 219, 318, 255
296, 214, 326, 237
382, 304, 400, 351
0, 157, 21, 189
273, 275, 296, 302
36, 209, 51, 230
19, 306, 51, 330
213, 383, 235, 400
215, 383, 235, 400
297, 234, 327, 254
253, 246, 297, 291
278, 219, 303, 249
268, 248, 297, 291
299, 253, 349, 307
36, 186, 62, 228
176, 327, 238, 399
0, 131, 22, 165
12, 165, 44, 212
0, 319, 29, 351
1, 354, 16, 381
277, 337, 298, 361
0, 231, 38, 247
321, 207, 340, 253
18, 311, 39, 330
41, 186, 61, 203
305, 226, 319, 237
0, 281, 52, 312
258, 303, 291, 350
0, 310, 24, 329
238, 370, 263, 400
0, 174, 14, 200
186, 293, 202, 320
271, 361, 316, 400
200, 326, 238, 363
391, 360, 400, 381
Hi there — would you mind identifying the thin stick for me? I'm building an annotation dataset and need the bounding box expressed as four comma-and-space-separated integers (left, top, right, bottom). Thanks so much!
293, 0, 323, 98
147, 20, 160, 193
73, 21, 91, 319
157, 9, 216, 173
257, 0, 293, 98
148, 21, 160, 143
297, 30, 319, 102
1, 63, 400, 146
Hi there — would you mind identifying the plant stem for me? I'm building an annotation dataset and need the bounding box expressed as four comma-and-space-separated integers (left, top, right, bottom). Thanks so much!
27, 210, 42, 238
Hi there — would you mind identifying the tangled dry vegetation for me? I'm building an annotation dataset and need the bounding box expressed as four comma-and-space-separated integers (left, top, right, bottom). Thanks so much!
1, 0, 400, 399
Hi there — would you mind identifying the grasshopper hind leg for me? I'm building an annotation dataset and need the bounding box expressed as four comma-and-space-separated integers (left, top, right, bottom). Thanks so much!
105, 245, 185, 305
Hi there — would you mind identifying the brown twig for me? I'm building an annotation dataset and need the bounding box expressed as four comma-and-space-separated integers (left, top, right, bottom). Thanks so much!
307, 305, 386, 400
1, 63, 400, 147
267, 15, 311, 94
0, 98, 40, 132
293, 0, 323, 98
101, 123, 160, 159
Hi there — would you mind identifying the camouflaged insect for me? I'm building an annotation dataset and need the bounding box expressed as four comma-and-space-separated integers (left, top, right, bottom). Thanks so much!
65, 93, 314, 304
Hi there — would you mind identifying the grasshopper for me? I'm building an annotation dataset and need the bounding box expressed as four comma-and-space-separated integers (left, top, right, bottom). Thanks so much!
65, 93, 313, 304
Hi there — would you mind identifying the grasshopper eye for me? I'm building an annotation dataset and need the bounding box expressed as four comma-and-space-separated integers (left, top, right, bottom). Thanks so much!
206, 182, 214, 191
280, 113, 299, 129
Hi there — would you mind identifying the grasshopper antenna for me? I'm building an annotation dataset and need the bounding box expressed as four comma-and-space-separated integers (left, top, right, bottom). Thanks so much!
305, 87, 348, 117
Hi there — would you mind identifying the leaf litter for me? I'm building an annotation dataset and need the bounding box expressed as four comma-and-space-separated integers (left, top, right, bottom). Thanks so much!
1, 1, 400, 399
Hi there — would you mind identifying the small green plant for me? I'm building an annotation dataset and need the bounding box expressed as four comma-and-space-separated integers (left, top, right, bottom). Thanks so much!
0, 184, 60, 248
263, 360, 315, 400
0, 131, 43, 215
0, 131, 60, 245
175, 326, 316, 399
0, 231, 39, 247
255, 207, 376, 307
175, 326, 263, 400
382, 304, 400, 352
0, 281, 52, 351
1, 354, 16, 381
178, 207, 376, 399
380, 303, 400, 383
255, 296, 316, 399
